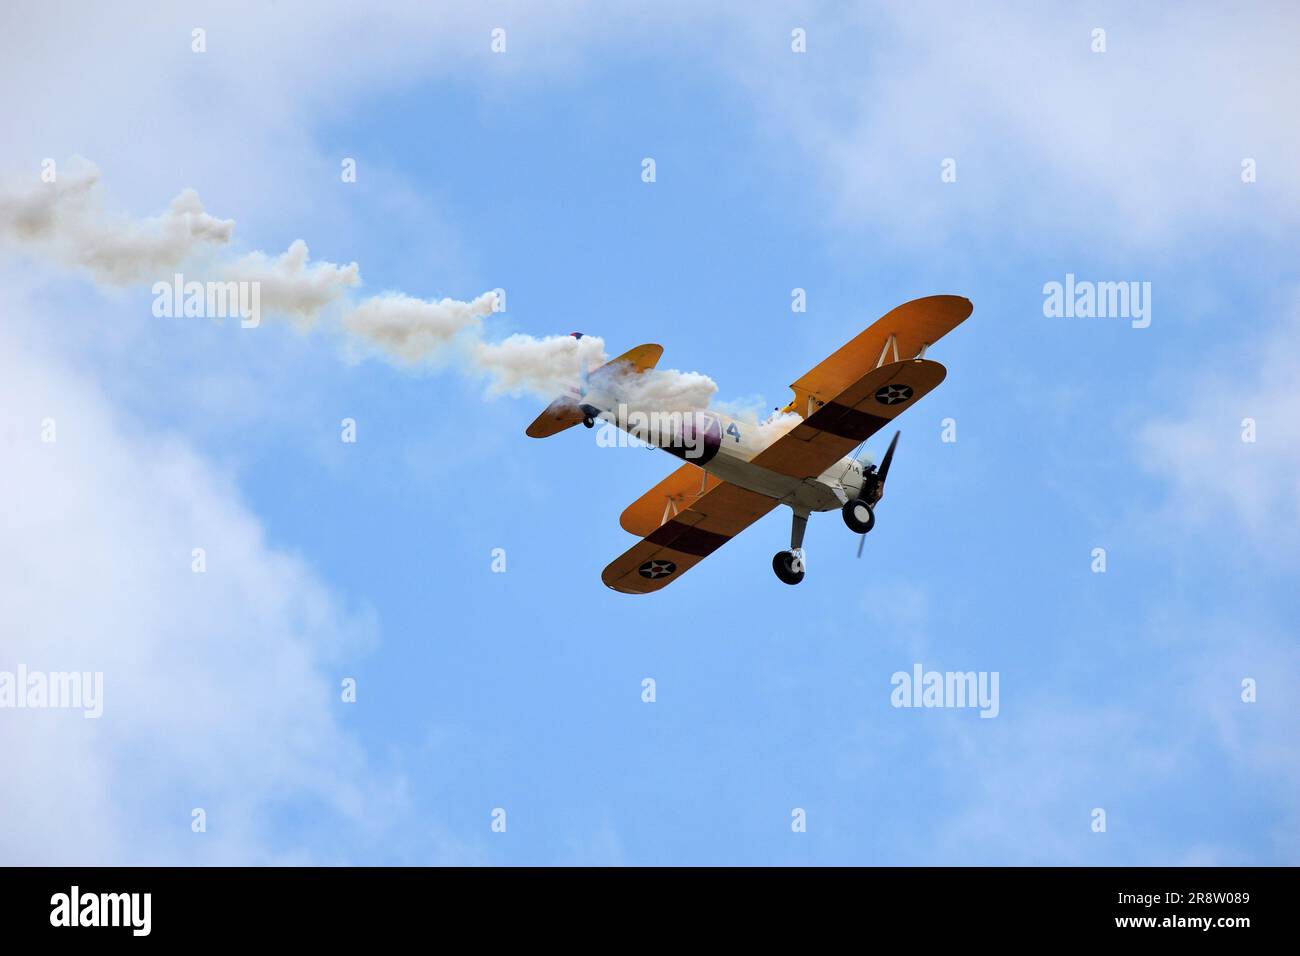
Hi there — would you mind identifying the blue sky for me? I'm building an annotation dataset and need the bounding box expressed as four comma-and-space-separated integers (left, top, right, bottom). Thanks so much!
2, 2, 1297, 865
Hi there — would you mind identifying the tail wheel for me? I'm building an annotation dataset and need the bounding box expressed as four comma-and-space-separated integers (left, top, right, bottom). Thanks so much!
772, 550, 805, 585
842, 498, 875, 534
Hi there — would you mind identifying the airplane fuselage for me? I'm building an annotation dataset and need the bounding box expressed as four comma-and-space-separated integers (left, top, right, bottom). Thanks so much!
586, 394, 868, 516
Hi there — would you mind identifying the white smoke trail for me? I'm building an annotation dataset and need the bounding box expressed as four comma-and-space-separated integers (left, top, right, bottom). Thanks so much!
223, 239, 360, 323
0, 160, 720, 407
710, 397, 804, 444
752, 411, 804, 445
473, 332, 609, 398
0, 159, 234, 285
614, 366, 718, 413
342, 290, 500, 370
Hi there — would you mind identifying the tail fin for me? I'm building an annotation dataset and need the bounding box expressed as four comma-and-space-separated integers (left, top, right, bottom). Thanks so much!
525, 343, 663, 438
525, 395, 587, 438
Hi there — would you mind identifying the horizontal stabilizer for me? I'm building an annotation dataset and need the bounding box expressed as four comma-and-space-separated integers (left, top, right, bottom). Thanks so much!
524, 343, 664, 438
526, 396, 585, 438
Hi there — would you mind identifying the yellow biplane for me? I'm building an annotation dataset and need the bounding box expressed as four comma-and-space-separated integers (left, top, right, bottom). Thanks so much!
527, 295, 972, 592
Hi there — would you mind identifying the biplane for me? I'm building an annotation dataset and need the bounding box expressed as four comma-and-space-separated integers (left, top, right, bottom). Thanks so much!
526, 295, 973, 593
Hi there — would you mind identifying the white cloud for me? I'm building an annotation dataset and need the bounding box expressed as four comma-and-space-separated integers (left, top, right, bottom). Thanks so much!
0, 1, 694, 222
1139, 308, 1300, 547
6, 3, 1294, 258
0, 319, 404, 864
719, 3, 1300, 249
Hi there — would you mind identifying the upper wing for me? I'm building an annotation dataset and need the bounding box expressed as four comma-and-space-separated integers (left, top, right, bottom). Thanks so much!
753, 358, 947, 479
782, 294, 971, 418
602, 480, 778, 594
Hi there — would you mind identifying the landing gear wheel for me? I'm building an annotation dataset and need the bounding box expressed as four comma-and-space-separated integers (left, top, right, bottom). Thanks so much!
582, 417, 595, 428
842, 498, 875, 535
772, 550, 805, 585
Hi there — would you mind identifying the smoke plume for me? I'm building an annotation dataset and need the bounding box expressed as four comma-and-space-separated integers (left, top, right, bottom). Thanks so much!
0, 160, 719, 407
0, 159, 234, 285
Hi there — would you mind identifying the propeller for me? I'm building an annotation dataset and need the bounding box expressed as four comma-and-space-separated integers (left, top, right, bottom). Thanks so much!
876, 429, 900, 488
856, 430, 900, 558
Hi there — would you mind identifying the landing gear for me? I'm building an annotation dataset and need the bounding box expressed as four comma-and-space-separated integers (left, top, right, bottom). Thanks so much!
772, 550, 805, 585
841, 498, 875, 535
772, 508, 809, 585
582, 417, 595, 428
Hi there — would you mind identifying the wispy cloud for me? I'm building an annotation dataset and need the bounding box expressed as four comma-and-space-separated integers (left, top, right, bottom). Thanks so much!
720, 4, 1300, 249
1138, 304, 1300, 547
0, 320, 403, 863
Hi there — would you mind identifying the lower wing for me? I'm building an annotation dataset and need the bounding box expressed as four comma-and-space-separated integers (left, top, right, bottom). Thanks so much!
601, 480, 778, 593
